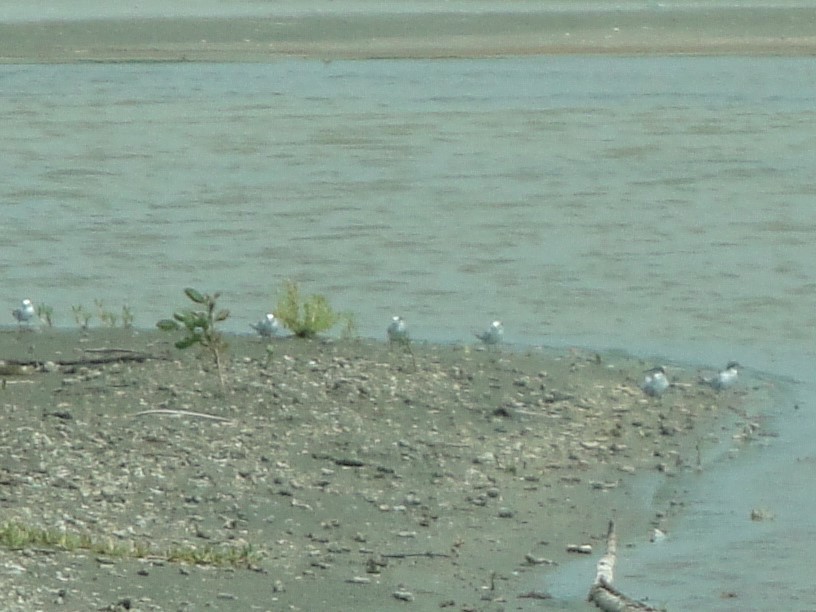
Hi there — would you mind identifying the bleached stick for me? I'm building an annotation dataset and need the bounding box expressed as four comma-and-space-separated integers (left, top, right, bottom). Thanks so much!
130, 409, 233, 422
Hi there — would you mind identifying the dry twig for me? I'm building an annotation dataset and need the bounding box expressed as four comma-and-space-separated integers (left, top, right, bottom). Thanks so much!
130, 409, 233, 423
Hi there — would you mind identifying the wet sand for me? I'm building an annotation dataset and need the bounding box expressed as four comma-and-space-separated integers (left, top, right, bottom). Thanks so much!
1, 5, 815, 62
0, 328, 763, 610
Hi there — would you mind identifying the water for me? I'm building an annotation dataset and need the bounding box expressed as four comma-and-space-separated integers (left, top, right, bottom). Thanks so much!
7, 0, 811, 22
3, 55, 816, 608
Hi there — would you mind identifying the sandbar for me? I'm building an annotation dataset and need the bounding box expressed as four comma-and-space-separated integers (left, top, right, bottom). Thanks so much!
1, 4, 815, 62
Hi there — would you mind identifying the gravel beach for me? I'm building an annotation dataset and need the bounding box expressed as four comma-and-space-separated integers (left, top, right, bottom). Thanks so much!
0, 328, 763, 610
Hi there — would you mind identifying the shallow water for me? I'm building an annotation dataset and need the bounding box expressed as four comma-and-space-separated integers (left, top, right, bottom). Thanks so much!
3, 55, 816, 607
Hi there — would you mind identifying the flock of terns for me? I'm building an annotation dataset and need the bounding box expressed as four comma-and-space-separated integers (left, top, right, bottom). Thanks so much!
12, 298, 738, 395
380, 315, 739, 396
643, 361, 740, 396
250, 312, 505, 347
250, 312, 740, 397
388, 315, 505, 346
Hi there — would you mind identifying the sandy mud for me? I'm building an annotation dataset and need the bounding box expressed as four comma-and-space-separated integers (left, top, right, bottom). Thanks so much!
0, 328, 763, 610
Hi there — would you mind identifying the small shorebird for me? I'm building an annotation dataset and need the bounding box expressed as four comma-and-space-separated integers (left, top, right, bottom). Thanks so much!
387, 315, 409, 345
12, 299, 35, 327
250, 313, 281, 338
706, 361, 740, 390
476, 320, 504, 345
642, 366, 670, 397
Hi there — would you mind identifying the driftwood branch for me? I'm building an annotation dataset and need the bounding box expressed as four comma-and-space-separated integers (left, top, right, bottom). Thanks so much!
80, 347, 150, 355
381, 551, 451, 559
311, 453, 366, 467
3, 351, 166, 370
63, 353, 160, 366
587, 521, 663, 612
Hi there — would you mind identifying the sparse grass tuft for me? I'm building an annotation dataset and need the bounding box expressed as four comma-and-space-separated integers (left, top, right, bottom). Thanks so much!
165, 542, 259, 567
0, 521, 259, 568
67, 302, 134, 329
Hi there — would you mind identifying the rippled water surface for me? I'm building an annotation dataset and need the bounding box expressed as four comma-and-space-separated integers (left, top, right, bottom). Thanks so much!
4, 58, 816, 350
3, 56, 816, 608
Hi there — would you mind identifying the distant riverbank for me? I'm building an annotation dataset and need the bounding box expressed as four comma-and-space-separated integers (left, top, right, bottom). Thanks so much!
1, 4, 815, 62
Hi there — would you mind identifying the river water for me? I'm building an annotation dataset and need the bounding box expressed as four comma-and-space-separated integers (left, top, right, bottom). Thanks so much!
3, 56, 816, 608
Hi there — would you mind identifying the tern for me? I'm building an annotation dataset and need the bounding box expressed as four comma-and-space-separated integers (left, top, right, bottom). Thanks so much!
475, 320, 504, 345
642, 366, 670, 397
387, 315, 409, 345
250, 313, 282, 338
12, 299, 35, 327
706, 361, 740, 390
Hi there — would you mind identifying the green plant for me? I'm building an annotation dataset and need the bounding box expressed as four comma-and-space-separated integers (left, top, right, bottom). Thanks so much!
156, 288, 230, 389
275, 280, 340, 338
71, 305, 92, 330
121, 304, 135, 329
36, 303, 54, 327
95, 299, 118, 327
339, 312, 358, 341
263, 344, 275, 364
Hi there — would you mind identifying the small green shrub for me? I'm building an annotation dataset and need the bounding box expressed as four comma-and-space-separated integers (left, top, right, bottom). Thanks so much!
36, 303, 54, 327
121, 304, 135, 329
95, 299, 118, 327
72, 305, 92, 330
275, 280, 341, 338
157, 288, 230, 389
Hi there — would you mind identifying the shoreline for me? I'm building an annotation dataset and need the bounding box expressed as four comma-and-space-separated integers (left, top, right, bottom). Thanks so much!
0, 328, 766, 610
2, 7, 816, 63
